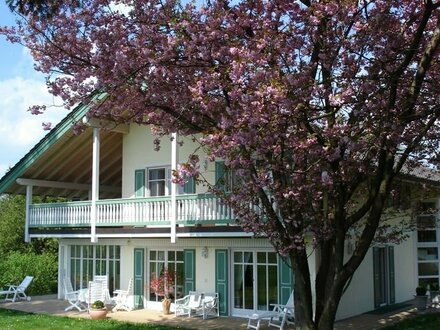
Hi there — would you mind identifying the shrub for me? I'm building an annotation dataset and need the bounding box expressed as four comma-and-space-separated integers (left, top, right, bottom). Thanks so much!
0, 251, 58, 295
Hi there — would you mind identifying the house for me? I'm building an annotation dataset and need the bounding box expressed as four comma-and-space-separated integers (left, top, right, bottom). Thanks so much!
0, 101, 439, 320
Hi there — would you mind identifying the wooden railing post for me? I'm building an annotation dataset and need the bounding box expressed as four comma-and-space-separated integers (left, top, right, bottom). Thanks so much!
171, 132, 178, 243
91, 127, 100, 243
25, 185, 33, 243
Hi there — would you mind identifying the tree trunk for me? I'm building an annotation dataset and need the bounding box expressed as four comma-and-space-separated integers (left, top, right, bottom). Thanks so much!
291, 251, 315, 330
316, 276, 346, 330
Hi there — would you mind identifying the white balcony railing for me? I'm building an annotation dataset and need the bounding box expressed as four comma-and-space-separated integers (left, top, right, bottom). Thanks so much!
29, 194, 234, 228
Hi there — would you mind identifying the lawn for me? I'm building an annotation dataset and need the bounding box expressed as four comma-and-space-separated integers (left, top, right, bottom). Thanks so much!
382, 312, 440, 330
0, 308, 188, 330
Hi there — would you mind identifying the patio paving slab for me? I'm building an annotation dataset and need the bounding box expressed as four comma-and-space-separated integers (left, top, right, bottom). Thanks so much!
0, 295, 435, 329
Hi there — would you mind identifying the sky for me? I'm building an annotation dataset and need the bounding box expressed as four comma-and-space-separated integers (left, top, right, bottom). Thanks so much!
0, 3, 66, 177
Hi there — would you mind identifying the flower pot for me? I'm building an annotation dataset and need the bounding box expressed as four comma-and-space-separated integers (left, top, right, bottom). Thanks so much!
162, 298, 171, 315
89, 308, 108, 320
414, 295, 428, 311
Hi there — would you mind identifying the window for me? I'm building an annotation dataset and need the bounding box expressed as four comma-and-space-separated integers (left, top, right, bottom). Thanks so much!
70, 245, 120, 295
149, 250, 184, 302
232, 251, 278, 312
215, 161, 238, 192
147, 167, 171, 196
417, 201, 439, 290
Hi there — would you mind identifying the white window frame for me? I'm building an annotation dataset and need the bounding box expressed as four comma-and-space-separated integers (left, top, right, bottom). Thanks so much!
146, 165, 171, 197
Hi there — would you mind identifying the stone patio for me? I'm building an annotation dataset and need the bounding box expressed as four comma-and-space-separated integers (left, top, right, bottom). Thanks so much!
0, 295, 431, 329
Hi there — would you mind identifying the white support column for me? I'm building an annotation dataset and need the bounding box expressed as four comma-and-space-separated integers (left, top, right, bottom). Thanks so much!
91, 127, 100, 243
170, 132, 178, 243
24, 185, 33, 243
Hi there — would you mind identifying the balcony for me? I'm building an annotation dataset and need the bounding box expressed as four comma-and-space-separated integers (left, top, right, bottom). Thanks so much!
29, 194, 235, 228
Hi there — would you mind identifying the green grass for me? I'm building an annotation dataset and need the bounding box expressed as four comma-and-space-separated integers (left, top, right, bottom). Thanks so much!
382, 312, 440, 330
0, 308, 189, 330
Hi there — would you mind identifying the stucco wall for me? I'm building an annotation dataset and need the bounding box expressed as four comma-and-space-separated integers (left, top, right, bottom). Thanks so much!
335, 233, 416, 320
59, 237, 306, 314
122, 125, 214, 198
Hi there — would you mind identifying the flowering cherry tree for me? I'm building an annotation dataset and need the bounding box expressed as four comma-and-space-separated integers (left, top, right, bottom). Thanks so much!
3, 1, 440, 329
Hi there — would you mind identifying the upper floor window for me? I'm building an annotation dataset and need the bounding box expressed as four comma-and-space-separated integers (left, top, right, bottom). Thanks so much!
148, 166, 171, 197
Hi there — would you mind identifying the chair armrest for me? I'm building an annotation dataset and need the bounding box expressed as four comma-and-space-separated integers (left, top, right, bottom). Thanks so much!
175, 295, 189, 305
113, 289, 128, 295
270, 303, 294, 312
5, 285, 18, 291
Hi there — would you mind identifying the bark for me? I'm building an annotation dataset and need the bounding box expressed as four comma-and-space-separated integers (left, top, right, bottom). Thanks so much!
292, 250, 315, 330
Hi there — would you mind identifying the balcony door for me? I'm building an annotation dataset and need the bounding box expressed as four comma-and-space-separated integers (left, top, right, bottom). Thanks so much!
373, 246, 395, 308
232, 251, 278, 316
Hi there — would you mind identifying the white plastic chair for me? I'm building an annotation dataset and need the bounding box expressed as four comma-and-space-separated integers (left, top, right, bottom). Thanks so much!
93, 274, 111, 304
197, 292, 219, 319
112, 278, 133, 312
268, 291, 294, 329
63, 277, 85, 312
175, 291, 203, 317
87, 280, 106, 310
0, 276, 33, 302
247, 291, 294, 330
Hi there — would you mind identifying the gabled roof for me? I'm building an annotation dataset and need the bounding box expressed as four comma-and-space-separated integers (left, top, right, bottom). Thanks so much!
0, 101, 123, 199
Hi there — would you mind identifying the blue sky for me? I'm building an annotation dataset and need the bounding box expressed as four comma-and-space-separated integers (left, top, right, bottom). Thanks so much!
0, 3, 66, 176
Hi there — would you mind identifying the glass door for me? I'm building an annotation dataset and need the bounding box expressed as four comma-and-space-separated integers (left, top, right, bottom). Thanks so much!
232, 250, 278, 316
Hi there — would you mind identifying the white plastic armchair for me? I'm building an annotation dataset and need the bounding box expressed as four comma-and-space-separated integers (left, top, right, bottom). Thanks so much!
63, 277, 85, 312
197, 292, 219, 319
87, 280, 106, 310
267, 291, 295, 330
93, 275, 111, 304
112, 278, 133, 312
175, 291, 203, 317
247, 291, 294, 330
1, 276, 33, 302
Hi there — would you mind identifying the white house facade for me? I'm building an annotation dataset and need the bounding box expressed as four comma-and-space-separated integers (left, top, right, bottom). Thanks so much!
0, 102, 438, 320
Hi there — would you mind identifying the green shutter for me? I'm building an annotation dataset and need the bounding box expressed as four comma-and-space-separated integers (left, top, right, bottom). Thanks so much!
215, 161, 226, 191
183, 177, 196, 194
184, 249, 195, 294
133, 248, 144, 308
373, 247, 380, 308
215, 249, 229, 316
278, 256, 293, 304
388, 246, 395, 304
135, 170, 145, 197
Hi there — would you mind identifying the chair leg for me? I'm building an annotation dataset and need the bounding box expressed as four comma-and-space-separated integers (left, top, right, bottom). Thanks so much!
247, 314, 261, 330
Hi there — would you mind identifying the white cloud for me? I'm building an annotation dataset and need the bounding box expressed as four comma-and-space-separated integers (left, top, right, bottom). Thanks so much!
0, 77, 65, 145
0, 163, 8, 177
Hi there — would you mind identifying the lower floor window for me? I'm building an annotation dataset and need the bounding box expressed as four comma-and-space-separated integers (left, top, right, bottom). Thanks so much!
148, 250, 184, 301
233, 251, 278, 311
70, 245, 120, 295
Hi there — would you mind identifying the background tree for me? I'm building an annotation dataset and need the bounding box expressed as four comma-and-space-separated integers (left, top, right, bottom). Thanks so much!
2, 1, 440, 329
0, 195, 58, 295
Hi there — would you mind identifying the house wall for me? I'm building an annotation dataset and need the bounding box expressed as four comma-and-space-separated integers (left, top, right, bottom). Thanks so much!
58, 233, 414, 319
59, 237, 308, 314
335, 233, 417, 320
122, 125, 214, 198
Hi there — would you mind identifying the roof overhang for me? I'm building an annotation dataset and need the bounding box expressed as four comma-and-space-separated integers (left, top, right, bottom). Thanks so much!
0, 102, 125, 200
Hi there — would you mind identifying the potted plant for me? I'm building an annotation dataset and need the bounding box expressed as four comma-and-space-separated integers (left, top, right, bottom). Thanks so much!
149, 268, 176, 315
89, 300, 107, 320
415, 286, 428, 311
